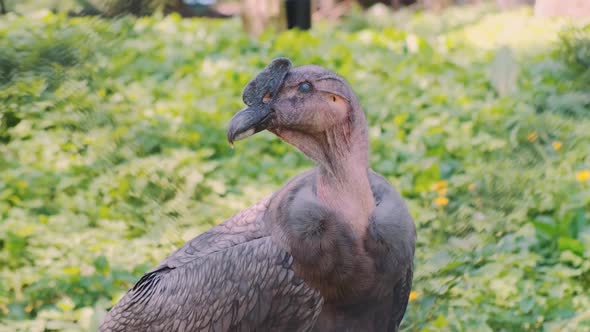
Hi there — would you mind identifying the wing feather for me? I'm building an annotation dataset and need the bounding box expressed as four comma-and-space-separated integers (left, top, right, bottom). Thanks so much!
100, 197, 323, 332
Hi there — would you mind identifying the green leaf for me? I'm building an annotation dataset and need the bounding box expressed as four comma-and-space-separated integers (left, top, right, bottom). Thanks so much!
558, 237, 585, 256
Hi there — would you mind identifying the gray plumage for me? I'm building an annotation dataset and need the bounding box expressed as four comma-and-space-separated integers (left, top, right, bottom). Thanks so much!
100, 58, 416, 332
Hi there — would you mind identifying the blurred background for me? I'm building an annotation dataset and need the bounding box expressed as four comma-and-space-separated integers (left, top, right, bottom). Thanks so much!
0, 0, 589, 331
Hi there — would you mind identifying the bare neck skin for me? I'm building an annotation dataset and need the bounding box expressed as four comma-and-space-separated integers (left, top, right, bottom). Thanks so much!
277, 100, 375, 237
314, 116, 375, 237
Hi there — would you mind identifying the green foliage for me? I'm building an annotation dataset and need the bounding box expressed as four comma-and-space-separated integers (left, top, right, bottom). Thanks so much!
1, 6, 590, 332
558, 25, 590, 86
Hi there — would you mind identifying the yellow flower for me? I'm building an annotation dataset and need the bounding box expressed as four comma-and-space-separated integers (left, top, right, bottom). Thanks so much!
431, 180, 448, 191
468, 183, 477, 191
409, 291, 419, 301
552, 141, 562, 151
437, 187, 448, 196
434, 196, 449, 207
527, 131, 538, 142
576, 170, 590, 183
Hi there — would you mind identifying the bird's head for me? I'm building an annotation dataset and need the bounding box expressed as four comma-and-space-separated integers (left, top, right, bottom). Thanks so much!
227, 58, 368, 171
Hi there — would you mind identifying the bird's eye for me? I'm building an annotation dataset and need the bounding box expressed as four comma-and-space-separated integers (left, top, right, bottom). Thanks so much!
298, 82, 312, 93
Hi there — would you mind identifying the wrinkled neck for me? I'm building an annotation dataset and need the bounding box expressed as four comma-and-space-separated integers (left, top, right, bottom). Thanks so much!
273, 103, 375, 236
315, 117, 374, 237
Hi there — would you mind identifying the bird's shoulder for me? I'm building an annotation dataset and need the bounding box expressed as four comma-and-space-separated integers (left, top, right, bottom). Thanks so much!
365, 170, 415, 280
149, 195, 272, 272
367, 170, 416, 244
366, 171, 415, 331
151, 169, 317, 272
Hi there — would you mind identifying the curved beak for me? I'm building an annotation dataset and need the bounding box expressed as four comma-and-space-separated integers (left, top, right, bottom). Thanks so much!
226, 106, 273, 145
227, 58, 292, 146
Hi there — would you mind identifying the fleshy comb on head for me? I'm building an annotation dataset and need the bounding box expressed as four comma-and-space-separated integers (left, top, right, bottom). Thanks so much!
242, 58, 292, 107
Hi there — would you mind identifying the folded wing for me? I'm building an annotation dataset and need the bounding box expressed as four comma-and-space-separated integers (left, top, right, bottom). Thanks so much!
100, 197, 323, 332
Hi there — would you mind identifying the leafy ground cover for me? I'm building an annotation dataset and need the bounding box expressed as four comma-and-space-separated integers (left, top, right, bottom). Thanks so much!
1, 5, 589, 332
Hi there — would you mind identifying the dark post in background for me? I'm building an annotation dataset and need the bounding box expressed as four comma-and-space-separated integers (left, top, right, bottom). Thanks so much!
285, 0, 311, 30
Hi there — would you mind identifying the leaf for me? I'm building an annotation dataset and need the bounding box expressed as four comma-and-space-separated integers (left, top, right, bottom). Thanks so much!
558, 237, 585, 256
533, 216, 558, 237
93, 255, 110, 275
433, 314, 448, 329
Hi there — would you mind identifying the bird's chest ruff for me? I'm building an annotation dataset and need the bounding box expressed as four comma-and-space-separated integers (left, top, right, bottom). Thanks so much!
268, 190, 395, 304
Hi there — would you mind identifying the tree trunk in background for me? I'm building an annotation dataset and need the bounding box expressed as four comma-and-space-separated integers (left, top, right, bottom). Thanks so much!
535, 0, 590, 17
241, 0, 286, 37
